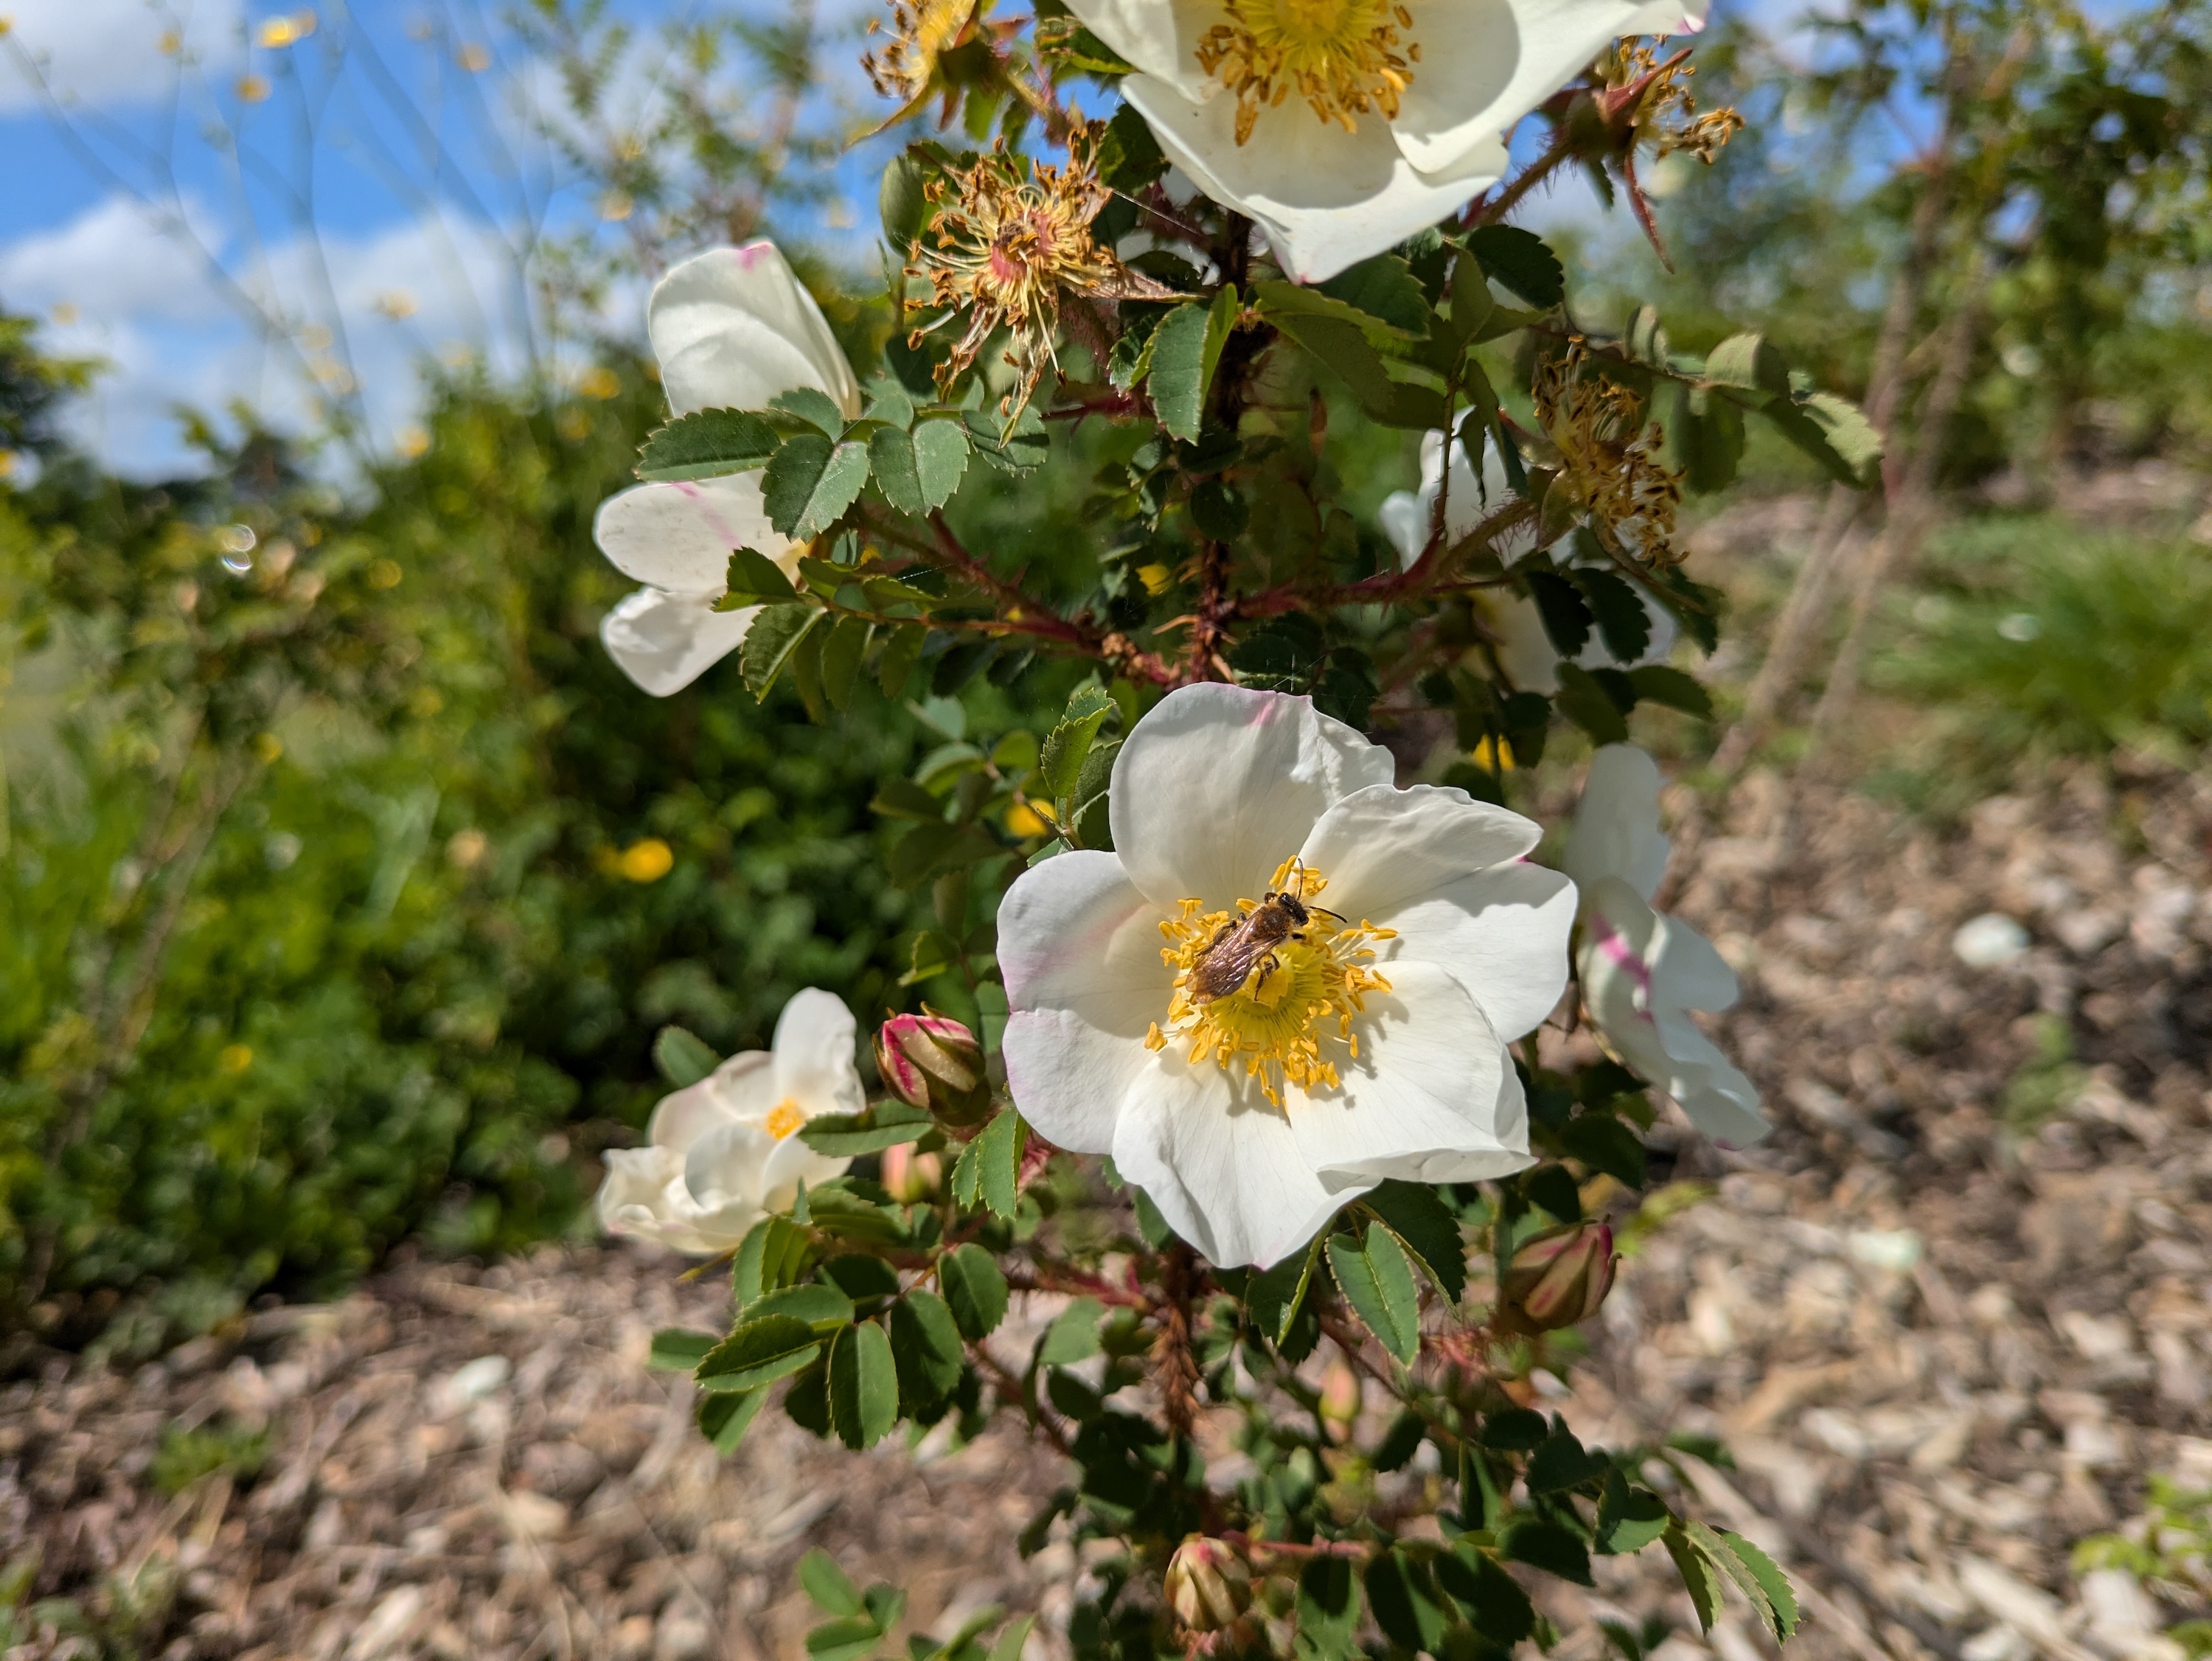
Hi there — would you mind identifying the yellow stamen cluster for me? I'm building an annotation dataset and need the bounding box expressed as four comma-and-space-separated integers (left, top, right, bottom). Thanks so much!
1197, 0, 1419, 145
1602, 43, 1745, 165
1144, 860, 1395, 1108
1533, 349, 1684, 566
863, 0, 980, 108
907, 134, 1175, 415
763, 1100, 806, 1141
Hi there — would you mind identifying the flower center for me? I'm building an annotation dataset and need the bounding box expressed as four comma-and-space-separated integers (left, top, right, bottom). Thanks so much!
763, 1100, 806, 1141
1145, 859, 1395, 1107
1197, 0, 1420, 145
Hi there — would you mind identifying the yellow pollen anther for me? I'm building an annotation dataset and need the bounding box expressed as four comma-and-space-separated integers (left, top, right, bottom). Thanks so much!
1153, 857, 1397, 1108
764, 1100, 806, 1141
1197, 0, 1420, 145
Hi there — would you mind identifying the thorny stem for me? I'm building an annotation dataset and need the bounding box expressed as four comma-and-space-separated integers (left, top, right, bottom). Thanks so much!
1469, 130, 1580, 228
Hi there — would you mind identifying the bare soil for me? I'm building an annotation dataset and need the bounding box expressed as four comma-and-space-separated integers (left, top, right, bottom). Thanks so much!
5, 756, 2211, 1661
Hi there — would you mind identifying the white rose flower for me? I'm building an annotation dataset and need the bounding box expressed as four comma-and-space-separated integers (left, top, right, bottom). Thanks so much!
998, 683, 1576, 1268
594, 243, 862, 696
1379, 430, 1675, 695
596, 988, 863, 1253
1561, 745, 1767, 1145
1068, 0, 1708, 282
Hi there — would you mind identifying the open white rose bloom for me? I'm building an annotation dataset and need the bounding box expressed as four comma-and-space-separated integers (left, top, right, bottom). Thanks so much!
596, 988, 863, 1253
594, 243, 862, 695
1379, 431, 1675, 694
998, 683, 1576, 1267
1561, 745, 1767, 1145
1067, 0, 1708, 282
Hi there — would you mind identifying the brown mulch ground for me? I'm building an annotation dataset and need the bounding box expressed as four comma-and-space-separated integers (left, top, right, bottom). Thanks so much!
5, 752, 2211, 1661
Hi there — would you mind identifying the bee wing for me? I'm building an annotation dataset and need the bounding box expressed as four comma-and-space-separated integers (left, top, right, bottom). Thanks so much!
1192, 918, 1275, 999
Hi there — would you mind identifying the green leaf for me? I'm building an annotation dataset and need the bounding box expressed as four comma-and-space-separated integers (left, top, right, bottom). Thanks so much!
800, 1101, 936, 1156
1703, 332, 1790, 398
827, 1320, 900, 1449
648, 1328, 719, 1371
820, 616, 870, 711
887, 821, 1001, 886
636, 408, 785, 481
821, 1253, 903, 1303
799, 1549, 865, 1617
765, 436, 872, 539
964, 405, 1047, 473
1554, 662, 1631, 745
740, 602, 825, 700
772, 387, 849, 436
1668, 387, 1746, 495
1526, 569, 1593, 657
1295, 1556, 1361, 1657
653, 1025, 720, 1088
1361, 1180, 1467, 1302
748, 1283, 858, 1331
866, 378, 917, 431
1248, 1230, 1325, 1349
1372, 1409, 1427, 1472
1266, 307, 1448, 428
1575, 565, 1652, 664
1434, 1547, 1536, 1644
939, 1243, 1008, 1340
876, 624, 928, 697
1626, 665, 1714, 720
1037, 1298, 1105, 1368
1328, 1225, 1422, 1366
1663, 1523, 1725, 1631
1596, 1468, 1673, 1555
954, 1109, 1026, 1219
1557, 1114, 1647, 1188
1363, 1552, 1449, 1654
1764, 390, 1882, 487
881, 152, 932, 248
1463, 225, 1565, 309
1481, 1406, 1548, 1450
1714, 1529, 1801, 1642
698, 1385, 767, 1453
732, 1214, 810, 1308
869, 425, 927, 517
1526, 1418, 1610, 1495
698, 1314, 821, 1393
914, 419, 970, 509
1503, 1519, 1593, 1586
1147, 302, 1216, 442
806, 1615, 884, 1661
723, 546, 799, 605
1254, 278, 1414, 349
1318, 254, 1430, 336
889, 1290, 965, 1413
987, 1616, 1036, 1661
1039, 689, 1115, 799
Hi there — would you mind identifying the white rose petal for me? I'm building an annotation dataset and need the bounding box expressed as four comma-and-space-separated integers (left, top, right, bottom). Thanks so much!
594, 987, 860, 1255
1001, 683, 1573, 1267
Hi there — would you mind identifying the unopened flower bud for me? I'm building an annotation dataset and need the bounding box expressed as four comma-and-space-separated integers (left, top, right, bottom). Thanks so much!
1165, 1536, 1251, 1634
880, 1142, 944, 1203
1318, 1358, 1361, 1444
1498, 1220, 1617, 1334
874, 1010, 990, 1127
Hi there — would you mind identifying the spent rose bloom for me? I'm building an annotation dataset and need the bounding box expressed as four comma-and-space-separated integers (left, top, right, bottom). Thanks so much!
1065, 0, 1708, 282
594, 243, 861, 695
998, 683, 1575, 1268
1561, 745, 1767, 1145
1379, 431, 1676, 695
596, 988, 863, 1253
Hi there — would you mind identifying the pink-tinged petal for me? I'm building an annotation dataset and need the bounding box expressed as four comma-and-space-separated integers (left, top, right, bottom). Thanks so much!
1111, 1060, 1351, 1269
998, 851, 1175, 1155
594, 476, 780, 593
1298, 782, 1542, 919
648, 243, 861, 419
1110, 683, 1394, 914
1377, 862, 1577, 1042
1288, 962, 1532, 1185
599, 588, 756, 697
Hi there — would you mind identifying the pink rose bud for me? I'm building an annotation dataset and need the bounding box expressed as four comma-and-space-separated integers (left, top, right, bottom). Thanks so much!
1164, 1536, 1251, 1633
879, 1143, 944, 1203
1498, 1219, 1617, 1334
874, 1009, 991, 1127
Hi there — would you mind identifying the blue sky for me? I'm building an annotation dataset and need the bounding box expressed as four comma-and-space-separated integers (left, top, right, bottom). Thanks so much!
0, 0, 1771, 477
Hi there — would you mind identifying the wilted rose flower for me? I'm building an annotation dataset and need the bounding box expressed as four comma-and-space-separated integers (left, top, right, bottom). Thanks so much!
1498, 1219, 1617, 1333
1164, 1535, 1252, 1633
874, 1009, 992, 1127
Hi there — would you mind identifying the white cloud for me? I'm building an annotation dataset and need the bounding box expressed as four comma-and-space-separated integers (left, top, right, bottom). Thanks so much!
0, 192, 552, 476
0, 0, 243, 114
